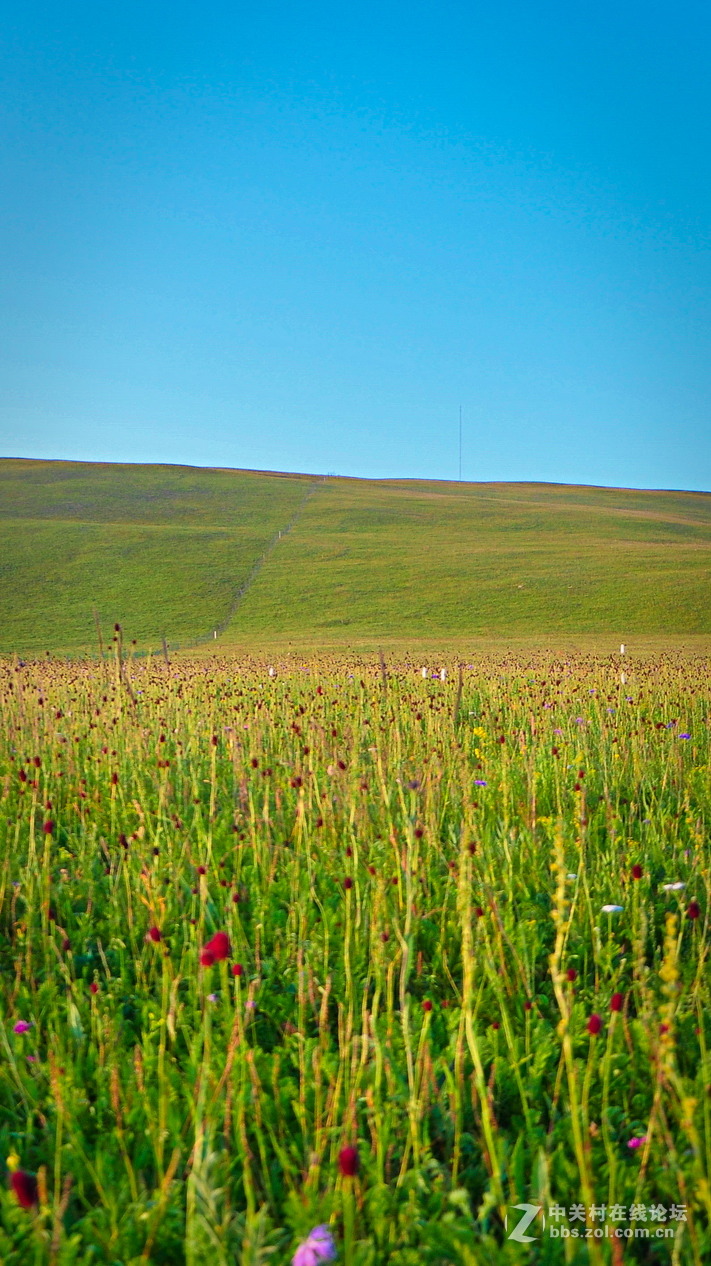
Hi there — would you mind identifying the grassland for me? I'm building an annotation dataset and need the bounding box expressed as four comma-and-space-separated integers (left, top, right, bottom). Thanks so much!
1, 459, 710, 655
1, 650, 709, 1263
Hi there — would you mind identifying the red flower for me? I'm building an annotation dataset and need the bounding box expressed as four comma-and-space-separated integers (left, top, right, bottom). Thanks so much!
338, 1145, 359, 1177
566, 968, 577, 981
688, 901, 700, 920
475, 906, 484, 918
631, 864, 643, 880
197, 865, 207, 875
610, 992, 623, 1012
10, 1170, 38, 1209
524, 1000, 533, 1011
422, 999, 433, 1012
89, 982, 99, 995
200, 949, 215, 967
491, 1021, 500, 1030
344, 877, 353, 890
205, 932, 230, 962
147, 926, 162, 943
232, 963, 244, 976
61, 938, 71, 952
43, 820, 54, 835
587, 1014, 602, 1035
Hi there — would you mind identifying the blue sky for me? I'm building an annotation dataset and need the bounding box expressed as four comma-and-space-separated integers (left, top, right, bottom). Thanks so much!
1, 1, 710, 489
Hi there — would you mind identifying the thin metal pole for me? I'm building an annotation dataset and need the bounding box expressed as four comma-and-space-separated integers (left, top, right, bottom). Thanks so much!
459, 405, 462, 481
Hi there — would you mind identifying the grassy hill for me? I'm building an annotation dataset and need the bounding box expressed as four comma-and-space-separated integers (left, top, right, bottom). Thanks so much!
1, 458, 710, 653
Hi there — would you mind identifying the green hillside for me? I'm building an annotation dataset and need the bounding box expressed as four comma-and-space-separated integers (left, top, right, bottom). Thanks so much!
1, 458, 710, 653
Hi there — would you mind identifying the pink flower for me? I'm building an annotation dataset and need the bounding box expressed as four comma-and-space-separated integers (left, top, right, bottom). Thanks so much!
627, 1136, 647, 1150
13, 1021, 32, 1034
204, 931, 230, 962
292, 1225, 337, 1266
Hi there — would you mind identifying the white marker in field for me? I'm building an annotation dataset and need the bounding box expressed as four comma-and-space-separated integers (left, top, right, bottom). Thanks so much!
214, 630, 217, 639
620, 643, 625, 655
268, 666, 275, 677
421, 667, 427, 678
440, 668, 446, 681
621, 671, 626, 685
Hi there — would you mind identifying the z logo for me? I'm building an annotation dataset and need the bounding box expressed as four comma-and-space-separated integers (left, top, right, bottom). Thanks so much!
505, 1203, 544, 1243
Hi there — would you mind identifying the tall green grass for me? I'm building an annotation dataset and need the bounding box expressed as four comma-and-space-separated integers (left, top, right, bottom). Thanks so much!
1, 649, 709, 1263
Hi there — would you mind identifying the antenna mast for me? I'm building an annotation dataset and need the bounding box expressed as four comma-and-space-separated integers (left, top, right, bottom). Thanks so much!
459, 405, 462, 481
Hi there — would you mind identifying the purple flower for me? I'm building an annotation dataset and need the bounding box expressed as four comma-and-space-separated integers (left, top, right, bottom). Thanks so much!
627, 1136, 647, 1150
13, 1021, 32, 1034
292, 1225, 337, 1266
680, 733, 690, 740
474, 779, 487, 787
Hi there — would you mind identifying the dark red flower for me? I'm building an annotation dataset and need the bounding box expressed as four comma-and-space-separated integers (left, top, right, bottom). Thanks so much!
200, 949, 215, 967
688, 901, 700, 920
338, 1145, 359, 1177
587, 1014, 602, 1035
610, 992, 624, 1012
42, 820, 54, 835
524, 1000, 533, 1011
491, 1021, 500, 1030
232, 963, 244, 977
197, 865, 207, 876
10, 1170, 38, 1209
205, 932, 230, 962
631, 864, 643, 880
475, 906, 484, 918
89, 982, 99, 995
344, 877, 353, 890
566, 968, 577, 982
61, 938, 71, 952
422, 999, 433, 1012
381, 931, 389, 942
147, 926, 162, 943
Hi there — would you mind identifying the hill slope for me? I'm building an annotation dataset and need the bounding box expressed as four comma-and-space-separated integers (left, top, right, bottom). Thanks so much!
1, 458, 710, 652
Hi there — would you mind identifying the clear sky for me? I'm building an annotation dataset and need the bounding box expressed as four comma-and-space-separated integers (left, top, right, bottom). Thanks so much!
1, 1, 710, 489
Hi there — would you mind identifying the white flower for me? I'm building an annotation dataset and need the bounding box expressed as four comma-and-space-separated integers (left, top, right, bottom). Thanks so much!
601, 904, 623, 913
567, 873, 578, 880
663, 882, 686, 891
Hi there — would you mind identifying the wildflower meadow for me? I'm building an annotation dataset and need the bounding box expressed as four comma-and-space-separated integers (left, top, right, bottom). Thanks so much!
1, 646, 709, 1264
